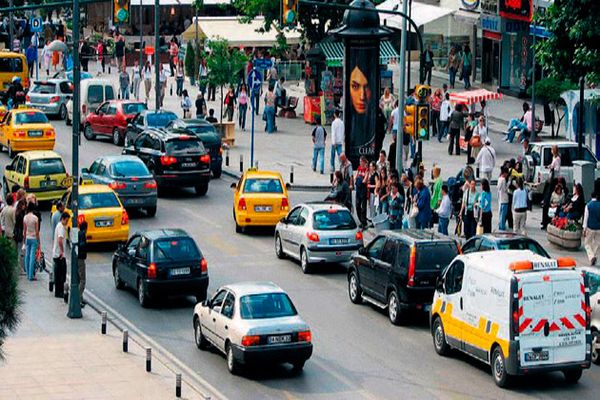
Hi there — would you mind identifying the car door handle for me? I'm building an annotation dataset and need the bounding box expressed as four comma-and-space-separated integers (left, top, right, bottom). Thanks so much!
460, 297, 463, 310
225, 325, 228, 330
212, 318, 216, 322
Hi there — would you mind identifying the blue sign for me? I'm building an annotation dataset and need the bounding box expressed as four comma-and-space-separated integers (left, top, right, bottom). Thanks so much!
530, 25, 552, 38
481, 14, 501, 33
248, 68, 262, 92
253, 58, 273, 70
30, 17, 43, 33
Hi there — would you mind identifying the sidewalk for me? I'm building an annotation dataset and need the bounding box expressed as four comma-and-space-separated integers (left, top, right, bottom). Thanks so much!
0, 274, 205, 400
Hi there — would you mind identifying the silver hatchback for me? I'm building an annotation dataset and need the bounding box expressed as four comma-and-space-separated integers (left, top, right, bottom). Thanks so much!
275, 202, 363, 273
193, 282, 313, 375
26, 79, 72, 119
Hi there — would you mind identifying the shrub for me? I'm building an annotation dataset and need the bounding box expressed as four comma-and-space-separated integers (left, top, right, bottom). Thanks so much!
0, 237, 20, 359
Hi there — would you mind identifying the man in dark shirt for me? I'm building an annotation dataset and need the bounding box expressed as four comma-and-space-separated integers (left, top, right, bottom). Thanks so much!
206, 108, 218, 124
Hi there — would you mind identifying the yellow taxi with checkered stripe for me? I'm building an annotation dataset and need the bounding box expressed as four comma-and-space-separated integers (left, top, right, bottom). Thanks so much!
0, 106, 55, 158
431, 250, 591, 387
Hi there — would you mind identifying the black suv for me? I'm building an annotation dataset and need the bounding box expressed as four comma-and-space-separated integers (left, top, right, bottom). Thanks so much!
348, 229, 460, 325
123, 128, 210, 195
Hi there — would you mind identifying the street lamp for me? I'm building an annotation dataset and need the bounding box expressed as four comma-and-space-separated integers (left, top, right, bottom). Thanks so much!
154, 0, 160, 110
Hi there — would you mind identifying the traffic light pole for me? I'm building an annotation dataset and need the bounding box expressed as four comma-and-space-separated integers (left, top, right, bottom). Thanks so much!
154, 0, 160, 110
395, 0, 408, 173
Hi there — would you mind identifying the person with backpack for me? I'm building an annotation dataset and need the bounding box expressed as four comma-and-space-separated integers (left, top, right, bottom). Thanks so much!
224, 87, 236, 122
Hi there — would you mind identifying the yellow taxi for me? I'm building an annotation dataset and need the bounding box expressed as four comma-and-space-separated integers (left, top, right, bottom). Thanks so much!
0, 51, 29, 90
3, 150, 69, 202
231, 168, 290, 233
53, 184, 130, 244
0, 106, 56, 158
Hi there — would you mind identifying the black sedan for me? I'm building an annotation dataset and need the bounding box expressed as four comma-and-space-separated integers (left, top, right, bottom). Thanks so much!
461, 232, 550, 258
113, 229, 209, 307
124, 110, 178, 146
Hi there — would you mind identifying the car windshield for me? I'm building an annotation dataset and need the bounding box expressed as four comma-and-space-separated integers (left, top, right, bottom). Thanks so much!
29, 158, 65, 175
313, 209, 357, 230
146, 112, 177, 127
122, 103, 147, 115
15, 111, 48, 124
153, 238, 201, 261
497, 240, 550, 258
109, 160, 150, 177
30, 83, 56, 94
165, 139, 204, 154
79, 192, 120, 210
187, 124, 216, 134
239, 292, 297, 320
243, 178, 283, 193
586, 270, 600, 297
416, 242, 459, 270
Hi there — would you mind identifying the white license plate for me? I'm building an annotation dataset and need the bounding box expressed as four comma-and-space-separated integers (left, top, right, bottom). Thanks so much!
255, 205, 272, 212
268, 334, 291, 344
181, 162, 197, 168
28, 130, 43, 137
40, 180, 56, 188
127, 198, 143, 204
525, 350, 549, 362
170, 267, 190, 276
95, 220, 113, 227
330, 238, 348, 245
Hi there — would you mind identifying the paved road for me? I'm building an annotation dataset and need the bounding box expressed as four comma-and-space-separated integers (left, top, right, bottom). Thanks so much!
2, 119, 599, 400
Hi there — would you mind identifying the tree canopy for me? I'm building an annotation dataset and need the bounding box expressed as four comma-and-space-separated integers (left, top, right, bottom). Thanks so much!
0, 237, 20, 360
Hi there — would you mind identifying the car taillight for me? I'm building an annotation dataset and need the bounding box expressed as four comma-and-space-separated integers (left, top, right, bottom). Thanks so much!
306, 232, 320, 242
108, 181, 126, 190
219, 147, 223, 155
199, 154, 210, 164
408, 245, 416, 287
298, 330, 311, 343
23, 176, 29, 189
512, 310, 519, 335
160, 156, 177, 166
238, 197, 247, 211
281, 197, 289, 211
121, 210, 129, 225
49, 96, 60, 103
144, 180, 157, 189
24, 77, 29, 88
14, 130, 26, 137
25, 95, 30, 102
200, 258, 208, 273
77, 214, 86, 226
148, 262, 157, 279
355, 231, 363, 241
44, 129, 55, 137
241, 335, 261, 347
82, 104, 87, 114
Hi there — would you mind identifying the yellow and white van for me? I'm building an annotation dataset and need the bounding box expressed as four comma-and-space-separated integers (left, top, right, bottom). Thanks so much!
430, 250, 591, 387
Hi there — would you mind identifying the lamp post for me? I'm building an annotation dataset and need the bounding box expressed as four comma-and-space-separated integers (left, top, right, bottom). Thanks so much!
8, 0, 13, 50
396, 0, 409, 173
154, 0, 160, 110
139, 0, 143, 70
531, 0, 537, 142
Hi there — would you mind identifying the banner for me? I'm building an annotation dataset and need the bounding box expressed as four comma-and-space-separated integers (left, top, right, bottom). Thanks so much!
499, 0, 532, 22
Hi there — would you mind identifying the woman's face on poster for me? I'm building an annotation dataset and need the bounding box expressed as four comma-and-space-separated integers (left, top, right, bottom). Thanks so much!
350, 66, 371, 114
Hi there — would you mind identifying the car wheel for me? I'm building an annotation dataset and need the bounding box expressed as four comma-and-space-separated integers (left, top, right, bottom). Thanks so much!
291, 360, 305, 374
7, 142, 14, 158
300, 247, 311, 274
226, 343, 241, 375
348, 271, 363, 304
195, 183, 209, 196
146, 206, 157, 218
275, 233, 285, 259
194, 317, 210, 350
491, 346, 511, 388
233, 209, 243, 233
113, 264, 125, 290
124, 135, 130, 147
387, 290, 404, 325
112, 128, 123, 146
137, 279, 150, 308
83, 124, 95, 140
592, 331, 600, 365
563, 369, 582, 384
432, 317, 450, 356
212, 167, 222, 179
59, 104, 67, 120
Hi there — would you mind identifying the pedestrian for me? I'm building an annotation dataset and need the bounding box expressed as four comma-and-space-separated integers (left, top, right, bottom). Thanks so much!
460, 44, 472, 89
430, 165, 443, 224
460, 179, 479, 239
430, 89, 442, 139
274, 77, 285, 114
367, 161, 378, 221
131, 60, 141, 100
206, 108, 218, 124
25, 43, 36, 78
473, 115, 488, 144
22, 202, 39, 281
521, 138, 530, 158
78, 220, 88, 306
264, 85, 276, 134
388, 182, 404, 229
80, 39, 91, 72
388, 131, 397, 170
447, 46, 459, 88
224, 86, 236, 122
414, 176, 432, 229
475, 138, 496, 182
42, 40, 52, 76
237, 84, 248, 130
497, 167, 510, 231
584, 180, 600, 266
52, 212, 70, 298
250, 76, 261, 116
464, 114, 476, 164
311, 117, 327, 174
96, 39, 105, 74
51, 201, 65, 233
448, 103, 464, 155
169, 39, 179, 77
267, 59, 278, 89
355, 156, 369, 229
379, 87, 395, 132
181, 90, 192, 119
325, 171, 352, 211
504, 102, 532, 143
27, 194, 42, 231
560, 183, 586, 221
339, 153, 354, 188
541, 145, 561, 229
198, 59, 208, 96
512, 178, 528, 235
436, 185, 452, 235
423, 44, 434, 86
479, 178, 493, 233
195, 93, 207, 118
377, 167, 389, 215
143, 61, 152, 103
115, 34, 125, 70
51, 48, 60, 72
119, 66, 130, 100
401, 174, 414, 228
13, 200, 26, 273
176, 59, 185, 97
330, 110, 344, 172
376, 150, 389, 172
159, 64, 168, 108
0, 195, 15, 239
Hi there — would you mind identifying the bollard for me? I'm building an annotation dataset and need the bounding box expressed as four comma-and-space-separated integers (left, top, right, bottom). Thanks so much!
239, 155, 243, 173
290, 166, 294, 184
175, 373, 182, 398
255, 161, 259, 169
122, 330, 128, 353
226, 150, 230, 167
330, 173, 333, 184
146, 348, 152, 372
476, 167, 480, 179
101, 311, 107, 335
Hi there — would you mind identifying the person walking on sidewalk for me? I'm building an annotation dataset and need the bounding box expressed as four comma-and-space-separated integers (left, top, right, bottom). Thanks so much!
423, 45, 434, 86
464, 114, 476, 164
460, 179, 479, 239
479, 178, 493, 233
497, 167, 510, 231
377, 167, 389, 215
512, 178, 529, 235
206, 108, 218, 124
181, 90, 192, 119
238, 84, 249, 130
436, 185, 452, 235
460, 44, 472, 89
1, 195, 15, 240
52, 212, 69, 298
119, 67, 130, 100
330, 110, 344, 172
367, 161, 379, 221
42, 40, 52, 76
13, 200, 26, 273
430, 89, 441, 139
78, 221, 88, 306
195, 93, 207, 118
131, 60, 141, 100
115, 34, 126, 70
198, 59, 208, 96
96, 39, 105, 75
22, 202, 39, 281
583, 180, 600, 266
311, 117, 327, 174
159, 64, 168, 108
143, 61, 152, 103
414, 176, 432, 229
325, 171, 352, 211
264, 86, 276, 133
224, 87, 236, 122
448, 103, 465, 155
447, 47, 459, 88
25, 43, 36, 78
379, 87, 395, 133
355, 157, 369, 229
169, 39, 179, 77
438, 93, 451, 141
475, 138, 496, 182
388, 182, 404, 230
175, 59, 185, 97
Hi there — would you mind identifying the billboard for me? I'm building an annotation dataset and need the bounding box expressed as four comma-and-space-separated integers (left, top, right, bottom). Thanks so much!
499, 0, 533, 22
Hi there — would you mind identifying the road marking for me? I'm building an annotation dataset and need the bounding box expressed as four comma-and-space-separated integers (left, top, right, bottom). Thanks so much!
181, 206, 223, 229
203, 233, 241, 256
309, 357, 381, 400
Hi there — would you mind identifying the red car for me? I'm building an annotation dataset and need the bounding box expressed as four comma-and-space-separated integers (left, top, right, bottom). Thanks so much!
83, 100, 147, 146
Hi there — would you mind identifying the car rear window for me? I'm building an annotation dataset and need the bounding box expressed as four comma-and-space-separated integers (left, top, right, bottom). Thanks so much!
239, 293, 298, 320
147, 112, 177, 127
188, 124, 217, 134
497, 240, 550, 258
79, 192, 120, 210
165, 139, 205, 154
122, 103, 147, 115
153, 237, 201, 261
87, 85, 103, 104
29, 158, 65, 175
109, 160, 150, 177
15, 111, 48, 124
416, 242, 459, 270
0, 57, 24, 72
313, 209, 356, 230
243, 178, 283, 193
30, 83, 56, 94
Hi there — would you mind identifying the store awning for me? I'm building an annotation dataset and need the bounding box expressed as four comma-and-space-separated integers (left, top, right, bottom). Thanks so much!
181, 16, 301, 47
377, 0, 453, 29
318, 41, 399, 67
450, 89, 503, 105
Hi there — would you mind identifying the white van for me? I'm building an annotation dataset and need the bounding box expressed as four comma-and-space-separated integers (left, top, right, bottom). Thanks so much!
431, 250, 591, 387
65, 79, 116, 127
579, 266, 600, 365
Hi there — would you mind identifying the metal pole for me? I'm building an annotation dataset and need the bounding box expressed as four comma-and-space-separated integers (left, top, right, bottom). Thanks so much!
35, 33, 39, 80
250, 85, 255, 168
195, 4, 199, 45
578, 76, 584, 160
67, 0, 82, 319
139, 0, 143, 71
530, 0, 537, 142
396, 0, 408, 173
406, 0, 411, 93
8, 0, 13, 51
154, 0, 160, 110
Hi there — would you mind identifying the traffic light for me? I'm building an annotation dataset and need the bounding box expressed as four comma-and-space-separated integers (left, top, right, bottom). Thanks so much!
415, 84, 431, 103
404, 104, 416, 138
281, 0, 299, 28
113, 0, 130, 25
416, 103, 430, 140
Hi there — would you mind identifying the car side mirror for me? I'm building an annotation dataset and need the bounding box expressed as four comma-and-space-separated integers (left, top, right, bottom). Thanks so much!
127, 248, 136, 257
358, 246, 367, 256
280, 217, 287, 224
436, 277, 444, 293
285, 183, 291, 190
202, 299, 209, 307
230, 182, 237, 189
5, 164, 14, 171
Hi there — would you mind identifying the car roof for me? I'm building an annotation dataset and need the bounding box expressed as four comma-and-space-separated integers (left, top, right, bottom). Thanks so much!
81, 78, 113, 87
531, 141, 583, 147
472, 232, 530, 241
79, 184, 117, 194
32, 79, 69, 85
243, 169, 283, 179
382, 229, 456, 244
457, 250, 560, 279
152, 128, 201, 141
19, 150, 62, 160
137, 228, 190, 241
106, 100, 145, 105
176, 118, 213, 126
223, 281, 284, 297
141, 109, 177, 116
299, 202, 349, 211
101, 155, 144, 164
12, 108, 45, 115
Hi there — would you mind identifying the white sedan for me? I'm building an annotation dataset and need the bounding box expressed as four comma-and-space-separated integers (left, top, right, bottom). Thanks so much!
192, 282, 313, 374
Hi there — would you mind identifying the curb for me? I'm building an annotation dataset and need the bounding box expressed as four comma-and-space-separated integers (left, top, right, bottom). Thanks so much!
222, 168, 331, 192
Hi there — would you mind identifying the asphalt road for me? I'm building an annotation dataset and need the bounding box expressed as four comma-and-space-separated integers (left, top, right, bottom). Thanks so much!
2, 119, 599, 400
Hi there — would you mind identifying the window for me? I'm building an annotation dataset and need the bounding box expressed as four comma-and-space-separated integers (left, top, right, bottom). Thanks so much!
211, 290, 228, 311
110, 160, 150, 177
367, 236, 386, 259
165, 139, 204, 154
97, 103, 109, 114
586, 270, 600, 297
122, 102, 147, 115
416, 242, 459, 271
15, 156, 25, 174
146, 112, 177, 127
479, 239, 495, 252
135, 134, 150, 149
15, 111, 48, 124
79, 192, 120, 210
297, 208, 309, 226
312, 209, 357, 230
239, 293, 297, 320
30, 82, 56, 94
59, 82, 73, 94
395, 243, 410, 270
136, 236, 150, 260
149, 136, 162, 151
0, 57, 24, 72
583, 148, 597, 163
286, 207, 302, 224
105, 86, 115, 100
135, 115, 145, 125
88, 160, 100, 175
530, 147, 541, 166
461, 238, 481, 254
381, 239, 398, 264
497, 239, 550, 258
243, 178, 283, 193
87, 85, 103, 104
107, 105, 117, 115
96, 162, 107, 176
221, 293, 235, 319
153, 238, 201, 261
187, 124, 217, 135
29, 158, 65, 175
444, 261, 465, 295
127, 236, 141, 251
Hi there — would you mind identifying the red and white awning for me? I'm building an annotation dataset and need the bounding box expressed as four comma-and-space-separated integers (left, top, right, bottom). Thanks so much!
449, 89, 503, 105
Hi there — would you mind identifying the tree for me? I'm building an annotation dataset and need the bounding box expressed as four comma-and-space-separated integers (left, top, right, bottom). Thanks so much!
185, 42, 196, 85
536, 0, 600, 85
0, 237, 20, 360
528, 77, 576, 137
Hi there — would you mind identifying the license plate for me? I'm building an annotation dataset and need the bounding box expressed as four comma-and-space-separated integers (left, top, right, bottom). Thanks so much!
181, 162, 196, 168
95, 220, 113, 227
40, 180, 56, 188
254, 205, 272, 212
330, 238, 348, 245
28, 130, 43, 137
525, 350, 549, 362
268, 334, 291, 344
170, 267, 190, 276
127, 198, 143, 205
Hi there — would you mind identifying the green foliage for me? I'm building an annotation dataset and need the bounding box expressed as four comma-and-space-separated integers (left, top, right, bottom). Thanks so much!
204, 38, 247, 90
536, 0, 600, 85
0, 237, 20, 360
528, 77, 576, 104
185, 42, 196, 79
270, 33, 289, 59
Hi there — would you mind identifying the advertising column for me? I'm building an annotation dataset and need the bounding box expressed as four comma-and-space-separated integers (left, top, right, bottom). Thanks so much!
498, 0, 533, 93
480, 0, 501, 85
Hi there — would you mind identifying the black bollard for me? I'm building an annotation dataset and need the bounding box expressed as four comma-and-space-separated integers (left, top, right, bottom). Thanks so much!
239, 155, 243, 173
101, 311, 107, 335
226, 150, 230, 167
290, 166, 294, 184
146, 348, 152, 372
122, 330, 128, 353
175, 373, 182, 398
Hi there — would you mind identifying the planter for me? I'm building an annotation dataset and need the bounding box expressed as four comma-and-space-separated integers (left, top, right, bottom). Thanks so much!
546, 224, 582, 249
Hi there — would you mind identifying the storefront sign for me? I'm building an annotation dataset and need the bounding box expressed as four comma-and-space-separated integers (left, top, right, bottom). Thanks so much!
461, 0, 480, 11
481, 14, 501, 33
499, 0, 533, 22
505, 19, 528, 33
481, 0, 499, 14
483, 30, 502, 41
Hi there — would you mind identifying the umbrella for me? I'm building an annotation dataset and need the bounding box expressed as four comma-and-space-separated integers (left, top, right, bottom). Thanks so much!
47, 40, 68, 52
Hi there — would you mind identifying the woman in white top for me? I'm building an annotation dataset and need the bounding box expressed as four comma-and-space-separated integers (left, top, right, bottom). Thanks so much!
548, 145, 561, 178
131, 60, 142, 100
23, 202, 40, 281
143, 61, 152, 103
471, 116, 487, 160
